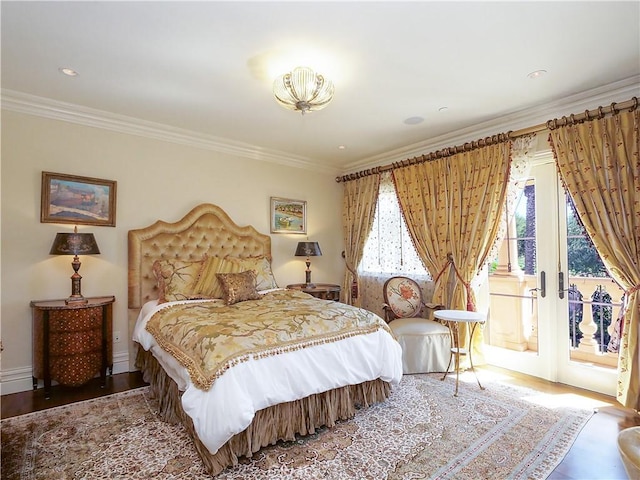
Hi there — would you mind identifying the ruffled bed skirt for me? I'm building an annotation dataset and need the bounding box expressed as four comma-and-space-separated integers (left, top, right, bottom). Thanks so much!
136, 347, 392, 476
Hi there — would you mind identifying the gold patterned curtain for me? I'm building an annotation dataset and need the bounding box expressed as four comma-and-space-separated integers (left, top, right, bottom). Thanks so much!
548, 105, 640, 410
392, 140, 511, 360
342, 174, 380, 306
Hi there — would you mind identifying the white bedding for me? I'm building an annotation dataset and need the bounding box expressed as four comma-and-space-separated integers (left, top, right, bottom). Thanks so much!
133, 295, 403, 455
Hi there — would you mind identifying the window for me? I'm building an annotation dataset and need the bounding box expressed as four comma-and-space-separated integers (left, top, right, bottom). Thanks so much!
359, 173, 431, 278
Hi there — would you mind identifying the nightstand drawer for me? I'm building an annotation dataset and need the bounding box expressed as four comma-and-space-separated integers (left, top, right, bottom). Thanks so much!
48, 330, 103, 356
48, 306, 103, 332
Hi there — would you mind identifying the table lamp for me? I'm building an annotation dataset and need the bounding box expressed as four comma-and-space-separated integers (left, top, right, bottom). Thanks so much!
49, 226, 100, 304
294, 241, 322, 288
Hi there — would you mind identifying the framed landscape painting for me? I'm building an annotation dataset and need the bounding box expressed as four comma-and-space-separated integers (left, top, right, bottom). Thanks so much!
270, 197, 306, 234
41, 171, 117, 227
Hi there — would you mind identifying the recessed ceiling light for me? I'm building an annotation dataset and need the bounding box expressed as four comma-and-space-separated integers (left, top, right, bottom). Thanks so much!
404, 116, 424, 125
59, 67, 79, 77
438, 106, 449, 112
338, 145, 346, 150
527, 69, 547, 79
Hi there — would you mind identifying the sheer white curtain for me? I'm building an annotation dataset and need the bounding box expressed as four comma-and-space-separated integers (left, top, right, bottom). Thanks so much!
487, 134, 537, 264
358, 172, 433, 318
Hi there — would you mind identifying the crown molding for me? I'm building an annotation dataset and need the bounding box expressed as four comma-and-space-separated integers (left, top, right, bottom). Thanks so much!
343, 76, 640, 174
0, 89, 338, 175
3, 77, 638, 178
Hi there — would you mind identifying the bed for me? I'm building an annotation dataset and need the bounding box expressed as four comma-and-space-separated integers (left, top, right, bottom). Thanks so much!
128, 203, 403, 476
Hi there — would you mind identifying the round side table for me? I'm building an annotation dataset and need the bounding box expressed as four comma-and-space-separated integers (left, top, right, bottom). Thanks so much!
434, 309, 486, 396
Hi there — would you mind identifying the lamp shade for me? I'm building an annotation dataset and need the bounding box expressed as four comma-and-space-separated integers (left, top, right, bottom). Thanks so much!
295, 242, 322, 257
50, 232, 100, 256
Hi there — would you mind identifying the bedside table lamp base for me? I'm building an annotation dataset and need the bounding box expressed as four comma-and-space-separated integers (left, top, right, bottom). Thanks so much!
66, 255, 88, 304
304, 262, 315, 289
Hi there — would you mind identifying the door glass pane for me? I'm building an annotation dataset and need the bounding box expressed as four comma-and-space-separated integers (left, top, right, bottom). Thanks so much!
565, 195, 621, 368
487, 179, 538, 353
520, 182, 537, 275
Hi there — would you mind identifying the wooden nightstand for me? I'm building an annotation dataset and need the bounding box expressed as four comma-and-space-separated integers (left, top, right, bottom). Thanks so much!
286, 283, 341, 301
31, 296, 115, 399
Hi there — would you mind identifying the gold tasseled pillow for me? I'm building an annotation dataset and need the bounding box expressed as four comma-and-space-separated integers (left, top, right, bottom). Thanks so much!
227, 256, 279, 291
216, 270, 262, 305
192, 255, 242, 299
152, 257, 206, 304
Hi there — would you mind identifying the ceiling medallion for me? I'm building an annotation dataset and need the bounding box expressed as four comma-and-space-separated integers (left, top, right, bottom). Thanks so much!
273, 66, 334, 115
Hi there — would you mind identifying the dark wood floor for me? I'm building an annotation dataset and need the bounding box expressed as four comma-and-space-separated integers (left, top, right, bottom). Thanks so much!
1, 371, 147, 419
2, 368, 638, 479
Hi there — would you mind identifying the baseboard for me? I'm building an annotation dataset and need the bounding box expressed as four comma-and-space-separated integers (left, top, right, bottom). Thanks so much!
0, 352, 130, 396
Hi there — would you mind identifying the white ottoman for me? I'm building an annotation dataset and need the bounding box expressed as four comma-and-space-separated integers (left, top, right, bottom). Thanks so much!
389, 317, 452, 374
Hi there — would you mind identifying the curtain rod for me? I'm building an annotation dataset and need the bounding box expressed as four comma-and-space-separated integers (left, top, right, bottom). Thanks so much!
336, 96, 638, 183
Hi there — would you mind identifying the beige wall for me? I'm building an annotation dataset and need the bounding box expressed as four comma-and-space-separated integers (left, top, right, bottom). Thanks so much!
1, 110, 344, 394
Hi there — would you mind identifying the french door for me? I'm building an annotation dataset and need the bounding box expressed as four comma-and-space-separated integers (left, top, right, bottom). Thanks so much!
484, 158, 618, 396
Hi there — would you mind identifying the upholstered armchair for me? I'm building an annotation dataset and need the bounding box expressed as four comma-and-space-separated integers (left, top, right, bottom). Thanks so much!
383, 276, 452, 374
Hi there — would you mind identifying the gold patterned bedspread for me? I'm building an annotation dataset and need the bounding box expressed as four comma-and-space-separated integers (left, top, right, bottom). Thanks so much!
145, 289, 392, 391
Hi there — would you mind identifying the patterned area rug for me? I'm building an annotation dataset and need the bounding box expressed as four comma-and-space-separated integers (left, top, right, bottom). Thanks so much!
1, 373, 594, 479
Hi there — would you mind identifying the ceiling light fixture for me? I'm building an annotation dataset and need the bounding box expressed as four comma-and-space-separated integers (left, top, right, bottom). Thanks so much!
273, 66, 334, 115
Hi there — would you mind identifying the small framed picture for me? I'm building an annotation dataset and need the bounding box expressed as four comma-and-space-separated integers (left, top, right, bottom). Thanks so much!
41, 171, 117, 227
270, 197, 306, 234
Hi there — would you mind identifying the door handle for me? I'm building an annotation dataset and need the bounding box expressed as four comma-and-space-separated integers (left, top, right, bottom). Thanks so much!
558, 271, 565, 299
529, 271, 546, 298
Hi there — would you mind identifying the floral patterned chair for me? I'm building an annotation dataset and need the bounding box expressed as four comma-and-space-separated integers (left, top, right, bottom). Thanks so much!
383, 276, 452, 374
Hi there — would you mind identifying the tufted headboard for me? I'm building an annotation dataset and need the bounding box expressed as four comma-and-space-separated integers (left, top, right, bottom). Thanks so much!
127, 203, 271, 369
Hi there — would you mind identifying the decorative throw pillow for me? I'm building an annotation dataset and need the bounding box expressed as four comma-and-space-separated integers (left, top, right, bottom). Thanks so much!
227, 256, 279, 291
152, 257, 206, 304
216, 270, 262, 305
192, 255, 241, 299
